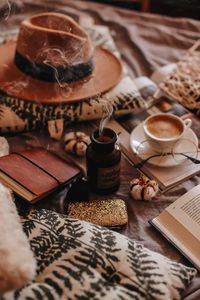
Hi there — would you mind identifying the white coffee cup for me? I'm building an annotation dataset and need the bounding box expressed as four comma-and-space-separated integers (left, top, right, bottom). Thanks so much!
143, 113, 192, 150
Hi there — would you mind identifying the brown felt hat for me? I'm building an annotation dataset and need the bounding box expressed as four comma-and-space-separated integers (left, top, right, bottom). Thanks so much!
0, 12, 122, 103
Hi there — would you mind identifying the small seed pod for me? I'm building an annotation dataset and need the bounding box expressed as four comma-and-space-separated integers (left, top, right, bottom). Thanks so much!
130, 175, 158, 201
64, 131, 90, 157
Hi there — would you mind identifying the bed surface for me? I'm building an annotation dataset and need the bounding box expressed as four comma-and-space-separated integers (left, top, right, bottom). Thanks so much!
1, 1, 200, 298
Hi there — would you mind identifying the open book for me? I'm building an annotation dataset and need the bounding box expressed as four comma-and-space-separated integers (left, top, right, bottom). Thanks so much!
150, 184, 200, 271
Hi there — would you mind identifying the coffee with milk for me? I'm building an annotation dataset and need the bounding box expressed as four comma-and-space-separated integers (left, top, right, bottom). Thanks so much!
143, 113, 192, 150
145, 114, 183, 140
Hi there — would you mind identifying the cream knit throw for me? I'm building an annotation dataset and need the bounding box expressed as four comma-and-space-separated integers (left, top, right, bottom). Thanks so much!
0, 137, 36, 296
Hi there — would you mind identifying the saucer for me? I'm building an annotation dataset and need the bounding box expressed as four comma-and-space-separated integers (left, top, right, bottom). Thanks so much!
130, 123, 198, 167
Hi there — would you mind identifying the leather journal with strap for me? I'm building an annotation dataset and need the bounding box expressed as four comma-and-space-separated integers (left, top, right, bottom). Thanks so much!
0, 147, 81, 203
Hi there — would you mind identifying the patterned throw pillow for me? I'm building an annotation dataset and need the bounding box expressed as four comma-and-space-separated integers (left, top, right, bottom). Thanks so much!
2, 209, 196, 300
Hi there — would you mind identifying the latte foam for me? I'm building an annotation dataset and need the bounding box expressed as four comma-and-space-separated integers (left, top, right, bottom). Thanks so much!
146, 115, 183, 139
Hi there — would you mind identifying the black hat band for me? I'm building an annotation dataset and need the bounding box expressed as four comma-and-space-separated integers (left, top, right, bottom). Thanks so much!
14, 51, 94, 83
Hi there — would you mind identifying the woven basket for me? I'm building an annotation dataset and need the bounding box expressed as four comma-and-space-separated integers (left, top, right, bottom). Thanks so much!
159, 40, 200, 110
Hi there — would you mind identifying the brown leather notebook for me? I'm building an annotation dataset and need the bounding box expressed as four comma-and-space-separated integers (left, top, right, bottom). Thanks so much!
0, 147, 81, 203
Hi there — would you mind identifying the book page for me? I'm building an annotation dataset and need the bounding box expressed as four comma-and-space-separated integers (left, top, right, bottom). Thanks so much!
166, 184, 200, 241
152, 214, 200, 271
0, 171, 35, 201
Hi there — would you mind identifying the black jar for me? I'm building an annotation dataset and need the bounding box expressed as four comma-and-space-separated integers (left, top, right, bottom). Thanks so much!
86, 128, 121, 195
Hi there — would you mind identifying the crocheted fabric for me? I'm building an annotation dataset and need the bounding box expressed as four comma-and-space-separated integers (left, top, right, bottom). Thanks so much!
159, 40, 200, 110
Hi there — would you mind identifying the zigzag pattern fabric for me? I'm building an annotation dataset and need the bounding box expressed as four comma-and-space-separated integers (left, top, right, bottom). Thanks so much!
2, 209, 196, 300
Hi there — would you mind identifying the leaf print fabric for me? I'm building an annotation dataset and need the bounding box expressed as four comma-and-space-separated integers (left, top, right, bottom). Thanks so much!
2, 208, 197, 300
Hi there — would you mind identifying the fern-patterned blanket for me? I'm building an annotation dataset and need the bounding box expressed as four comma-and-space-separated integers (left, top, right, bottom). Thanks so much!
2, 209, 196, 300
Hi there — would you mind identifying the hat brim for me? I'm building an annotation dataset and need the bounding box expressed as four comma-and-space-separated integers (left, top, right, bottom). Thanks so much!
0, 42, 123, 103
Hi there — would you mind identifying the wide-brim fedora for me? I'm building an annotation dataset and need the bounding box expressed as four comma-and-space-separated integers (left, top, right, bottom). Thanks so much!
0, 12, 122, 103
